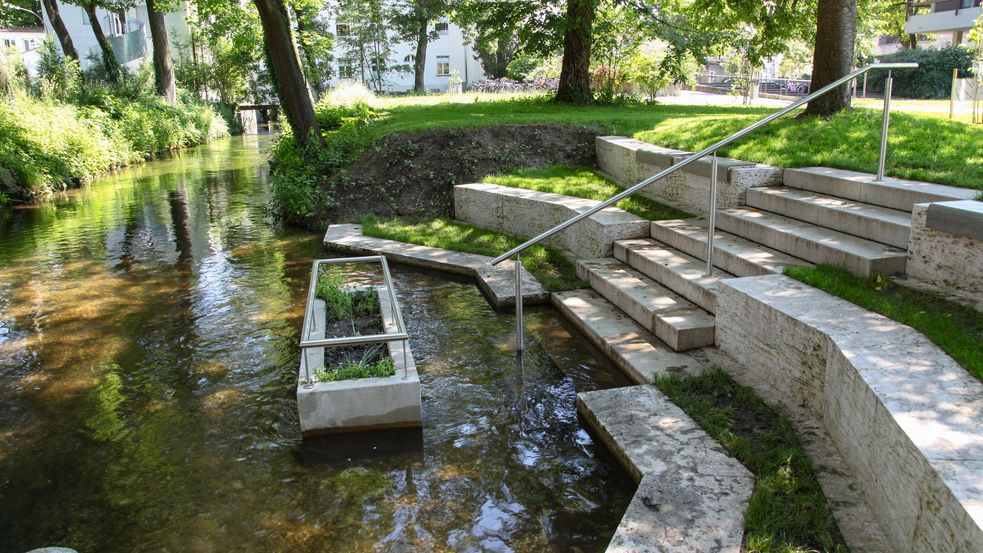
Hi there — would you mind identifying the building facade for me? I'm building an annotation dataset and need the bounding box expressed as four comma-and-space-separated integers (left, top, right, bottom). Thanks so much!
905, 0, 982, 45
41, 0, 192, 71
321, 13, 486, 93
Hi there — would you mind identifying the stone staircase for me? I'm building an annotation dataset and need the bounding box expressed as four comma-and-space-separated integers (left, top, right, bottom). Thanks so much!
453, 168, 975, 362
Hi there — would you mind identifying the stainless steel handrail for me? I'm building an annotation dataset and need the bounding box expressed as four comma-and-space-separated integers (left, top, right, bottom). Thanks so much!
492, 62, 917, 351
300, 256, 410, 386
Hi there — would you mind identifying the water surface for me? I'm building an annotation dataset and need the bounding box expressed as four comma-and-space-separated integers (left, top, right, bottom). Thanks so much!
0, 136, 634, 552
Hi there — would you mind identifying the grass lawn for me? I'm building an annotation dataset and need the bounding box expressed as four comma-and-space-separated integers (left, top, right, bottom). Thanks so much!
484, 164, 691, 220
336, 95, 981, 191
656, 369, 849, 553
786, 264, 983, 382
361, 215, 584, 291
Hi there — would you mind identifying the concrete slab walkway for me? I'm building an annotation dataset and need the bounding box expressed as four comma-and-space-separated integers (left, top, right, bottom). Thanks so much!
578, 385, 754, 552
323, 224, 548, 309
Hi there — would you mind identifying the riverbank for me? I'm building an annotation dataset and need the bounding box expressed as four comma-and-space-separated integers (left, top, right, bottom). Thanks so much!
0, 91, 229, 206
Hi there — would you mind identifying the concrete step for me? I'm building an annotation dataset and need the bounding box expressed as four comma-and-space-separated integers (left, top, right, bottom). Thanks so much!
577, 386, 753, 552
746, 187, 912, 248
551, 290, 705, 384
715, 208, 908, 278
783, 167, 976, 212
613, 239, 731, 314
576, 258, 715, 351
651, 219, 812, 277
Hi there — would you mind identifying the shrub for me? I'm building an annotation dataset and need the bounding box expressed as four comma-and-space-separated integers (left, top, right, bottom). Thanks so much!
35, 38, 82, 102
869, 45, 975, 99
322, 80, 378, 108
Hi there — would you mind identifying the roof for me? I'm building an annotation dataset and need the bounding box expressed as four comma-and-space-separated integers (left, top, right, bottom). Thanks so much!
0, 27, 45, 34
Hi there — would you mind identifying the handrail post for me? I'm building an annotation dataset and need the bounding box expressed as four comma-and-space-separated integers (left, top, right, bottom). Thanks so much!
704, 151, 719, 277
514, 255, 524, 352
876, 70, 893, 182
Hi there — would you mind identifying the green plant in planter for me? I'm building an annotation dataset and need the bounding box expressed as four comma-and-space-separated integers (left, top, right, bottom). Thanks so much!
315, 270, 382, 321
311, 344, 396, 382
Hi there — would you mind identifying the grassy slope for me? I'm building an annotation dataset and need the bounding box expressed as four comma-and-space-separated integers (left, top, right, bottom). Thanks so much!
656, 369, 849, 553
361, 216, 583, 291
484, 164, 691, 220
356, 96, 980, 190
786, 265, 983, 382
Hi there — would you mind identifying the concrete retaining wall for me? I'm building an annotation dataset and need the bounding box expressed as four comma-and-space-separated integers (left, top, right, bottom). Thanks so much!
596, 136, 782, 215
907, 201, 983, 298
454, 183, 649, 258
716, 274, 983, 553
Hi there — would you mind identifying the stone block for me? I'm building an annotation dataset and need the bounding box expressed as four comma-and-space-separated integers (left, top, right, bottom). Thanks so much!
454, 183, 649, 259
907, 203, 983, 298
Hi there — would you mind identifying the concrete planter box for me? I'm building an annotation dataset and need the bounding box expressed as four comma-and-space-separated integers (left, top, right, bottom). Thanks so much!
296, 263, 422, 436
596, 136, 782, 215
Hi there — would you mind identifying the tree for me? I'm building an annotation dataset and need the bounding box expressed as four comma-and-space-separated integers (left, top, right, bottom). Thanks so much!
1, 0, 42, 28
334, 0, 402, 93
292, 5, 333, 99
805, 0, 857, 117
252, 0, 321, 146
555, 0, 596, 103
145, 0, 175, 103
391, 0, 445, 93
64, 0, 123, 81
39, 0, 79, 60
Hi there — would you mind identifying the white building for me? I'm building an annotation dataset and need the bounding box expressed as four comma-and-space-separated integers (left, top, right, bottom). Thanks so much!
1, 26, 46, 76
41, 1, 192, 71
905, 0, 982, 46
322, 13, 486, 93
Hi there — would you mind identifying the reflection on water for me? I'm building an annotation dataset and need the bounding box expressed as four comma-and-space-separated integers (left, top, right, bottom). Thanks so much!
0, 136, 634, 552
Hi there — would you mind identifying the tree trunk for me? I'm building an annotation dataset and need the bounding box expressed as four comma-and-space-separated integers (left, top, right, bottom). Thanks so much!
294, 8, 322, 99
804, 0, 857, 117
42, 0, 78, 60
146, 0, 175, 104
252, 0, 321, 147
413, 15, 427, 93
554, 0, 594, 104
82, 2, 121, 82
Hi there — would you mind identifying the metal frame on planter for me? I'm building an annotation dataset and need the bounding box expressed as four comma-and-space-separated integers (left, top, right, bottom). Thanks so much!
300, 256, 410, 387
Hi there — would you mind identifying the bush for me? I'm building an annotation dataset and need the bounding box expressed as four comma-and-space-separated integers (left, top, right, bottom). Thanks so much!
270, 99, 379, 223
870, 45, 975, 99
0, 48, 228, 202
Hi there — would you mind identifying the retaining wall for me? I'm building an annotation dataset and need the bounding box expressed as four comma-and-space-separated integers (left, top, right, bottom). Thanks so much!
716, 274, 983, 553
596, 136, 782, 215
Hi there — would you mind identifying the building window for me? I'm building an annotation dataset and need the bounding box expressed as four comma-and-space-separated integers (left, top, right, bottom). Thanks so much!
403, 54, 415, 63
2, 39, 13, 48
338, 59, 355, 79
959, 0, 973, 8
335, 23, 350, 38
436, 55, 450, 76
435, 19, 449, 35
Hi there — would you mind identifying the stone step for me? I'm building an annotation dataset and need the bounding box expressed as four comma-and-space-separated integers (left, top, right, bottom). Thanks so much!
746, 187, 912, 248
651, 219, 812, 277
783, 167, 976, 212
454, 183, 649, 258
576, 258, 715, 351
577, 386, 754, 552
715, 208, 908, 278
613, 239, 731, 314
551, 290, 705, 384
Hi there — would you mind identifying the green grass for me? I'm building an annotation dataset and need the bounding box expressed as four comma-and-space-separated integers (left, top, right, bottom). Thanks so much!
314, 95, 980, 189
313, 356, 395, 383
656, 369, 849, 553
272, 94, 981, 224
484, 164, 691, 220
315, 270, 379, 320
786, 264, 983, 382
361, 215, 584, 291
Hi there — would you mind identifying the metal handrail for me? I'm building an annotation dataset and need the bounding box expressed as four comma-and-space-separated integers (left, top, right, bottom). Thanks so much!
493, 62, 917, 351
